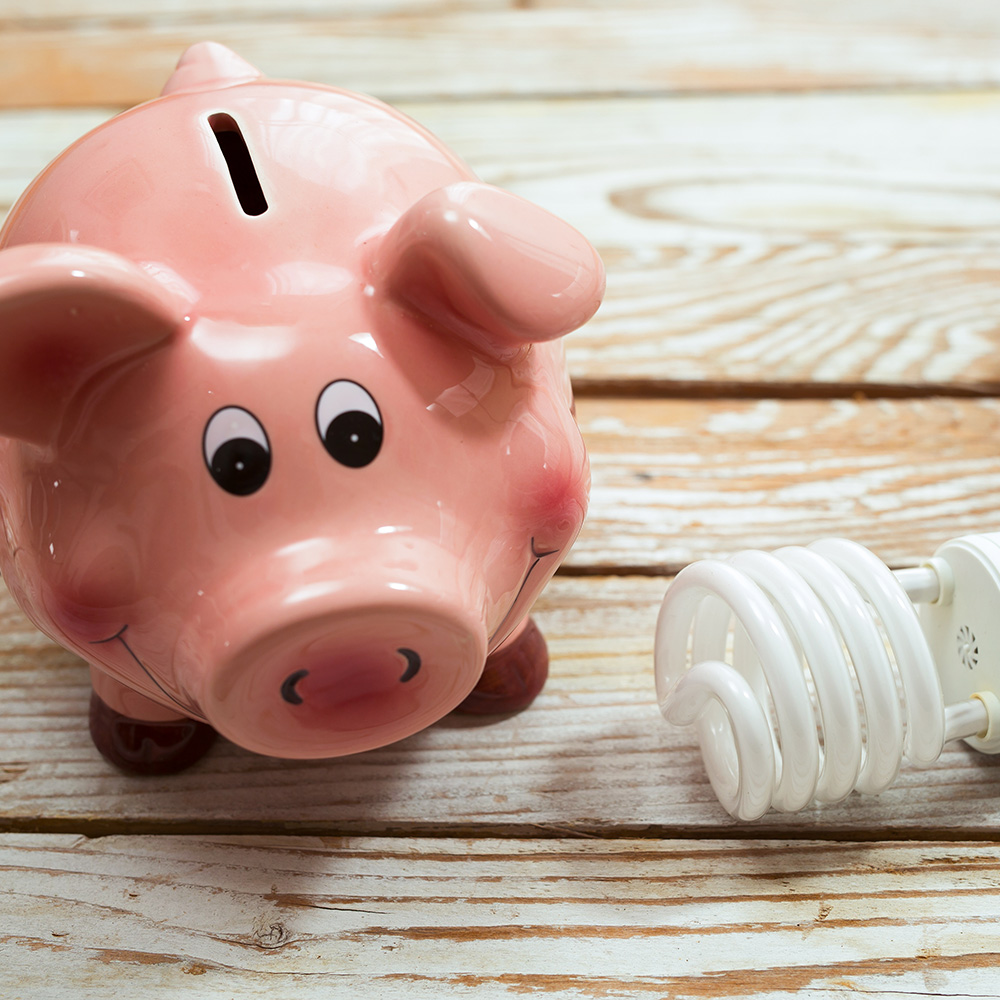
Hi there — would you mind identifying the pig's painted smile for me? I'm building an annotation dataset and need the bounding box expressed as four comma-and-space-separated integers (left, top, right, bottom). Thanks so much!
91, 625, 208, 722
489, 538, 559, 647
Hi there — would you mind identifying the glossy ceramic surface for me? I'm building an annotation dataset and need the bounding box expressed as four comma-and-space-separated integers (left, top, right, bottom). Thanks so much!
0, 43, 604, 761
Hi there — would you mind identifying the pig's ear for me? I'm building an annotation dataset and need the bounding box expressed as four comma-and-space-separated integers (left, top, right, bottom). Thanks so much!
161, 41, 262, 96
0, 243, 190, 447
373, 183, 605, 360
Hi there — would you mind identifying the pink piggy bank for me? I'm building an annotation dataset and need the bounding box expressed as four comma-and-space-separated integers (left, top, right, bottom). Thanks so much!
0, 43, 604, 774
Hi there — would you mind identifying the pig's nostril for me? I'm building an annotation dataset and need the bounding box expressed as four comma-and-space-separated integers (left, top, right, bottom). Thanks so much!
398, 648, 421, 682
281, 669, 308, 705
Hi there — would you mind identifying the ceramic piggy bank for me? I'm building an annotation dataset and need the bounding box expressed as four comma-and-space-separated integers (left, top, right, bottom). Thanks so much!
0, 43, 604, 774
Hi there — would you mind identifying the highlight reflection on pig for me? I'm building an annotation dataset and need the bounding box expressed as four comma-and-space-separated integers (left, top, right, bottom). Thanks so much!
0, 43, 604, 773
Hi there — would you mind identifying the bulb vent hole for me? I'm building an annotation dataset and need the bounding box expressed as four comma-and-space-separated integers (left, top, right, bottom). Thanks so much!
957, 624, 980, 670
209, 113, 268, 217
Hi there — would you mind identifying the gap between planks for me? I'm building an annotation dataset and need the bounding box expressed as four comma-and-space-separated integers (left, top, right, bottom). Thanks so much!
8, 815, 1000, 845
571, 380, 1000, 401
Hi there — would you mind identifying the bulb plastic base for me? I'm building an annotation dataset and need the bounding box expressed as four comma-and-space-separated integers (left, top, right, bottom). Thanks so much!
919, 533, 1000, 754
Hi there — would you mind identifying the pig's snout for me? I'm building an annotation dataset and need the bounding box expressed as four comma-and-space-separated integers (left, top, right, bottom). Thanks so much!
193, 576, 487, 759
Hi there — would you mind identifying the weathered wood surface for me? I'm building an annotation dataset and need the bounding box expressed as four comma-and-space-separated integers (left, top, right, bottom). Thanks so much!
6, 0, 1000, 107
5, 2, 1000, 996
4, 572, 1000, 838
573, 397, 1000, 573
3, 835, 1000, 998
6, 93, 1000, 391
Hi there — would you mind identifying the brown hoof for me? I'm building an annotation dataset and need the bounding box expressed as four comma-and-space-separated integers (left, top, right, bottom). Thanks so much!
455, 616, 549, 715
89, 692, 217, 775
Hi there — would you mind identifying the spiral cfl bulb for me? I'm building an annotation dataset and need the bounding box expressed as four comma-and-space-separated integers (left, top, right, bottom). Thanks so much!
654, 534, 1000, 821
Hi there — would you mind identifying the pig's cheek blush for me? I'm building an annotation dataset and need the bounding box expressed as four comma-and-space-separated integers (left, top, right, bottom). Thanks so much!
46, 541, 142, 638
501, 419, 588, 549
530, 470, 588, 546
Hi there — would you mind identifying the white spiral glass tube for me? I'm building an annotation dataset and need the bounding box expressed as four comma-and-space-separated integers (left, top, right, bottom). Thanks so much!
655, 538, 993, 821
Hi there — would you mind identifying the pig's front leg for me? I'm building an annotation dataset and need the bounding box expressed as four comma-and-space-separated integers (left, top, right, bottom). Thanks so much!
454, 616, 548, 715
88, 668, 216, 775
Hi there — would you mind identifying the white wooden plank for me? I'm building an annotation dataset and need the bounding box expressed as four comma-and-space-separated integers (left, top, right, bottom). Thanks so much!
572, 397, 1000, 571
5, 1, 1000, 106
9, 93, 1000, 246
2, 573, 1000, 835
0, 398, 990, 577
3, 834, 1000, 998
2, 397, 1000, 833
387, 91, 1000, 389
0, 0, 496, 14
580, 242, 1000, 390
4, 95, 1000, 388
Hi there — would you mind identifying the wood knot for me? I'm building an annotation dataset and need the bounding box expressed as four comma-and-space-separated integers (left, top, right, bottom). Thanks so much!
251, 914, 291, 950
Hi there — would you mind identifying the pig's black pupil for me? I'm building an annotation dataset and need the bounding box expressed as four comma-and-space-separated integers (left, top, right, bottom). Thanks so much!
324, 411, 382, 467
211, 438, 270, 495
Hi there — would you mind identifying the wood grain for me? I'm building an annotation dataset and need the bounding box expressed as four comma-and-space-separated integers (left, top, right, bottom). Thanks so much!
575, 396, 1000, 572
5, 2, 1000, 995
5, 1, 1000, 107
3, 571, 1000, 837
3, 834, 1000, 997
580, 242, 1000, 393
5, 94, 1000, 390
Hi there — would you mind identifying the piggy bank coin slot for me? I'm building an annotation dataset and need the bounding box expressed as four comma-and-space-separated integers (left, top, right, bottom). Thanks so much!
208, 112, 268, 217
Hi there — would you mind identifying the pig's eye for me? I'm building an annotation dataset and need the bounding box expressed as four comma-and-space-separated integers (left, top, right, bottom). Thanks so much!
316, 380, 383, 468
203, 406, 271, 495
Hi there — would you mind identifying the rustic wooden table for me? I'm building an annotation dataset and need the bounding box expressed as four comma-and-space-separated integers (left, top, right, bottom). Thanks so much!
4, 2, 1000, 996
